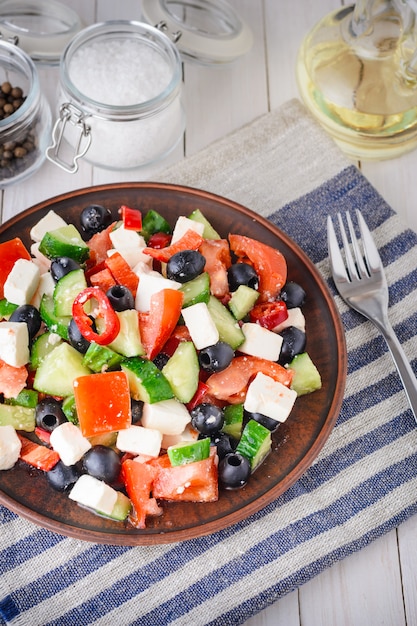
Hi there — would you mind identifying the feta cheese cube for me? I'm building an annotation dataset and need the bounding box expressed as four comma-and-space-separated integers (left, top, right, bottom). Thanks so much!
0, 321, 29, 367
244, 372, 297, 422
273, 307, 306, 333
239, 322, 283, 361
117, 425, 162, 457
4, 259, 40, 306
141, 399, 191, 435
0, 425, 22, 470
181, 302, 219, 350
49, 422, 91, 466
161, 423, 199, 449
31, 272, 55, 309
69, 474, 117, 516
30, 210, 67, 242
30, 242, 51, 273
171, 216, 204, 244
135, 272, 181, 312
109, 226, 148, 267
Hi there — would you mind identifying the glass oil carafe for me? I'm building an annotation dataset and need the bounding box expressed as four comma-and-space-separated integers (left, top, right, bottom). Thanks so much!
297, 0, 417, 160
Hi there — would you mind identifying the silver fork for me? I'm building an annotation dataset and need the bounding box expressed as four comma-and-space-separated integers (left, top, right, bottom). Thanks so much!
327, 209, 417, 423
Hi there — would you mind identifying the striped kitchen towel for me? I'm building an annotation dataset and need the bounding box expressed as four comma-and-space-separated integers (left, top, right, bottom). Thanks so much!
1, 99, 417, 626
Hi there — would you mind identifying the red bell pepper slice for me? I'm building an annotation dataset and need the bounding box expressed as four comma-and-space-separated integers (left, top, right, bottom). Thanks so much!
17, 434, 60, 471
249, 301, 288, 330
72, 287, 120, 346
139, 289, 184, 360
147, 232, 172, 249
104, 252, 139, 297
119, 205, 143, 231
229, 234, 287, 302
143, 229, 204, 263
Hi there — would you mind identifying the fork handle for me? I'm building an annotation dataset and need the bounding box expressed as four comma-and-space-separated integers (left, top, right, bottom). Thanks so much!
375, 318, 417, 424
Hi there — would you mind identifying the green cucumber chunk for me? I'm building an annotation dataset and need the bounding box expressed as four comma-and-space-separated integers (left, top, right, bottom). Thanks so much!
179, 272, 210, 308
222, 403, 244, 440
34, 342, 91, 397
188, 209, 221, 240
167, 437, 210, 466
104, 310, 145, 357
107, 491, 131, 521
228, 285, 260, 321
162, 341, 199, 403
82, 342, 123, 373
289, 352, 322, 396
53, 269, 87, 317
5, 389, 38, 409
62, 395, 78, 425
0, 404, 35, 431
0, 299, 18, 318
121, 356, 174, 403
206, 295, 245, 349
30, 331, 63, 369
39, 224, 90, 263
39, 294, 71, 340
141, 209, 171, 239
236, 419, 272, 471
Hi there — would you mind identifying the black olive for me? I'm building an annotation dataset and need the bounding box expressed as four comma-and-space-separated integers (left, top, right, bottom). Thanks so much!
80, 204, 112, 238
106, 284, 134, 311
227, 263, 259, 292
46, 460, 82, 492
153, 352, 170, 370
9, 304, 41, 342
208, 431, 236, 460
166, 250, 206, 283
244, 409, 280, 433
198, 341, 234, 374
35, 398, 68, 432
82, 445, 121, 483
50, 257, 81, 282
68, 317, 95, 354
191, 403, 224, 435
278, 326, 306, 365
218, 452, 251, 489
131, 398, 144, 424
280, 282, 306, 309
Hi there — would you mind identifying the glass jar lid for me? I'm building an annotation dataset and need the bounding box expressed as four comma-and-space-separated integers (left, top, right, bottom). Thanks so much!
141, 0, 253, 64
0, 0, 82, 65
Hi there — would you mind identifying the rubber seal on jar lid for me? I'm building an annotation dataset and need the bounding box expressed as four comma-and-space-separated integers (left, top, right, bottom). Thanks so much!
0, 0, 82, 65
141, 0, 253, 65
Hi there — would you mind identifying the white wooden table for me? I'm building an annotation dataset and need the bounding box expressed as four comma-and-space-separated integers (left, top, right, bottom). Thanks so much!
2, 1, 417, 625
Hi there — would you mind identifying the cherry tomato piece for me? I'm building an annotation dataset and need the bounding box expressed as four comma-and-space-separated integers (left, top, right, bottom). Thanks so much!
249, 301, 288, 330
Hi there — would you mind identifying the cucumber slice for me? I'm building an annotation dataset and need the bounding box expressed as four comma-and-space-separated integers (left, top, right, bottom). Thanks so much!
188, 209, 221, 240
34, 342, 91, 397
0, 299, 18, 319
0, 404, 35, 431
179, 272, 210, 308
30, 332, 63, 370
236, 419, 272, 471
121, 356, 174, 403
162, 341, 199, 403
228, 285, 259, 321
105, 310, 145, 357
222, 403, 244, 439
167, 437, 211, 466
39, 294, 71, 340
206, 295, 245, 349
289, 352, 322, 396
141, 209, 171, 239
108, 491, 131, 521
82, 342, 123, 373
62, 395, 78, 425
39, 225, 90, 263
5, 389, 38, 409
53, 269, 87, 317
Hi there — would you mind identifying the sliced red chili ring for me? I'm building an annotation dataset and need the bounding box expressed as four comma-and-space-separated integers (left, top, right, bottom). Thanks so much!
72, 287, 120, 345
249, 301, 288, 330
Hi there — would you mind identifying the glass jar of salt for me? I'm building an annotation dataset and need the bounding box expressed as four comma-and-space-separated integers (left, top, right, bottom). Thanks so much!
46, 21, 185, 172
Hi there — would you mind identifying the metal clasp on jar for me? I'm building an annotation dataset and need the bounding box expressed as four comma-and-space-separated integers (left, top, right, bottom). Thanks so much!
46, 103, 91, 174
155, 21, 182, 43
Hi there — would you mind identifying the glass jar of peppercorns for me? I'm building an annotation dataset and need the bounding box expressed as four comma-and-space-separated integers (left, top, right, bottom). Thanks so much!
0, 39, 51, 187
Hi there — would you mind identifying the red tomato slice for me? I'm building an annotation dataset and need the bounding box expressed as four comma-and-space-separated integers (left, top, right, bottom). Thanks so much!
0, 359, 28, 399
206, 355, 293, 403
143, 229, 204, 263
229, 234, 287, 302
151, 448, 218, 502
87, 222, 117, 266
249, 301, 288, 330
119, 205, 142, 231
199, 239, 231, 298
122, 459, 162, 529
139, 289, 184, 360
17, 434, 60, 471
0, 238, 31, 299
104, 251, 139, 297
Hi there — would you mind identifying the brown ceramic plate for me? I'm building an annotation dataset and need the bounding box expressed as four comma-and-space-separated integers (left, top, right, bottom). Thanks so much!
0, 182, 347, 545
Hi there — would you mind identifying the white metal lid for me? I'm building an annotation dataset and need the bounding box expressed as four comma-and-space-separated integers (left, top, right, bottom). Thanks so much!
141, 0, 253, 65
0, 0, 82, 65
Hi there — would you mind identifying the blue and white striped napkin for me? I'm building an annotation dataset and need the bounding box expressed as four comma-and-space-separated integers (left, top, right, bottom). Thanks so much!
2, 99, 417, 626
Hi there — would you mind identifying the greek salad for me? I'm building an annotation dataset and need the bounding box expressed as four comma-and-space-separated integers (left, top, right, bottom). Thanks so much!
0, 202, 321, 529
